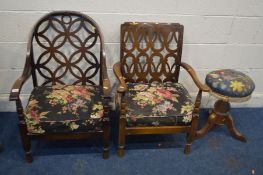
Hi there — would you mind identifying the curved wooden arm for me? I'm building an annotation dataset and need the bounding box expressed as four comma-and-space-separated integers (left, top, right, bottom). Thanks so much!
113, 62, 127, 93
180, 62, 210, 92
103, 78, 111, 97
10, 49, 33, 101
101, 52, 111, 97
10, 74, 30, 101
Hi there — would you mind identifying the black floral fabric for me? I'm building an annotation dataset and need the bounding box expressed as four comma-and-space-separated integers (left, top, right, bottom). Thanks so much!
25, 85, 105, 134
126, 83, 194, 127
206, 69, 255, 98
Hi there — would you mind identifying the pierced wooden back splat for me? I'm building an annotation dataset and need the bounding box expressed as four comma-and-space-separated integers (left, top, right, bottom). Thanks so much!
120, 22, 184, 83
29, 11, 105, 86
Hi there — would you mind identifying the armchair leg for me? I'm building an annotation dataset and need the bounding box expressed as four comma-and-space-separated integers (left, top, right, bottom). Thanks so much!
184, 133, 192, 154
117, 117, 126, 157
102, 138, 109, 159
102, 101, 110, 160
117, 95, 126, 157
102, 122, 110, 159
184, 115, 199, 155
117, 145, 125, 157
19, 124, 33, 163
117, 141, 125, 157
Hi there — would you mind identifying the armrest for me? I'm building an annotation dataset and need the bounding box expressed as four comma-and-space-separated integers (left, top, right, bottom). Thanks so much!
10, 76, 30, 101
180, 62, 210, 92
113, 62, 127, 93
102, 78, 111, 97
101, 52, 111, 97
10, 37, 34, 101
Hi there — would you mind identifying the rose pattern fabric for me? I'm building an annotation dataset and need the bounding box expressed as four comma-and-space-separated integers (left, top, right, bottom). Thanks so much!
126, 83, 194, 127
205, 69, 255, 98
25, 85, 105, 134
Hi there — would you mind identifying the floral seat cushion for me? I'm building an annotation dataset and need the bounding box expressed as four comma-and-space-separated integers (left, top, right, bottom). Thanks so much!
126, 83, 194, 127
205, 69, 255, 98
25, 85, 104, 134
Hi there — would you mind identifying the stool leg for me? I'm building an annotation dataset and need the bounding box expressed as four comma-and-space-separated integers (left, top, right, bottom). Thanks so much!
196, 100, 247, 143
214, 100, 247, 142
196, 112, 215, 139
225, 115, 247, 142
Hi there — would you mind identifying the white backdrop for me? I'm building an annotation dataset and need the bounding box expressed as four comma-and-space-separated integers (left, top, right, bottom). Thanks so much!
0, 0, 263, 111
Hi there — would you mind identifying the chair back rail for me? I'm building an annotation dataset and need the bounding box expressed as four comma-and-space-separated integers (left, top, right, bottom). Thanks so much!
120, 22, 184, 83
26, 11, 105, 86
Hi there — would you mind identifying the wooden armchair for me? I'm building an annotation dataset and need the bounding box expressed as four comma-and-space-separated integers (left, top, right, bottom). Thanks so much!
113, 22, 209, 156
9, 11, 111, 162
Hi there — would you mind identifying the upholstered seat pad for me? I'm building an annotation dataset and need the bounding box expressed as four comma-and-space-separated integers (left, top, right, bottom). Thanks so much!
206, 69, 255, 98
25, 85, 104, 134
126, 83, 194, 127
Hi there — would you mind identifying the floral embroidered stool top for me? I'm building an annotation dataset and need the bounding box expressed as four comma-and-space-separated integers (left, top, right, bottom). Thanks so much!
25, 85, 105, 134
205, 69, 255, 101
126, 83, 194, 127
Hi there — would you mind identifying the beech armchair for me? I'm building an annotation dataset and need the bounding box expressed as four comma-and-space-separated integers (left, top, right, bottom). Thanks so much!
114, 22, 209, 156
9, 11, 111, 162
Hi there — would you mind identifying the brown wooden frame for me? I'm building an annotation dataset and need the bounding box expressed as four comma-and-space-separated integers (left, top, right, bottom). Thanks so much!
9, 11, 111, 162
113, 22, 209, 156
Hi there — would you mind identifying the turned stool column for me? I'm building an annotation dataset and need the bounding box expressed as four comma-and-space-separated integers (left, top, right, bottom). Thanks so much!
196, 69, 255, 142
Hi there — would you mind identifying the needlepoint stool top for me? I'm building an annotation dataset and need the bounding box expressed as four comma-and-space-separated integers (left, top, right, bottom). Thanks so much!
205, 69, 255, 98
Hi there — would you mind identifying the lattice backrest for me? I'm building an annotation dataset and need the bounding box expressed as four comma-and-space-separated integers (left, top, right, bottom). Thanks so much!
120, 22, 184, 83
29, 11, 104, 86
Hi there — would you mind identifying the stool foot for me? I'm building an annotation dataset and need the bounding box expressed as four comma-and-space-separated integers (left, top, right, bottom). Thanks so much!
225, 115, 247, 142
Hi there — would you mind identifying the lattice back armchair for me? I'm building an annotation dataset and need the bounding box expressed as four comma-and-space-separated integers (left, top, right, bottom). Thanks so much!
113, 22, 209, 156
9, 11, 111, 162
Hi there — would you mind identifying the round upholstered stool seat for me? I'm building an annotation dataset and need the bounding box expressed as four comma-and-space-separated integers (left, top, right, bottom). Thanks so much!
205, 69, 255, 101
197, 69, 255, 142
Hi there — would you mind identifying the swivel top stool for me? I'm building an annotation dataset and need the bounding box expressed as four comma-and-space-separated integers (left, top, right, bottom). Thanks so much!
196, 69, 255, 142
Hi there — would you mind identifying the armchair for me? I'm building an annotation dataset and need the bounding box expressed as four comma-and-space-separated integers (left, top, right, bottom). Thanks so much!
114, 22, 209, 156
9, 11, 111, 162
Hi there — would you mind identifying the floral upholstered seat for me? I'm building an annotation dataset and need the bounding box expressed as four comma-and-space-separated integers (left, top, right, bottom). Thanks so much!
25, 85, 104, 134
205, 69, 255, 98
126, 83, 194, 127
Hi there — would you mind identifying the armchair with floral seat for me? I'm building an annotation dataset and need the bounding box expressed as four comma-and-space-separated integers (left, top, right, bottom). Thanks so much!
113, 22, 210, 156
9, 11, 111, 162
